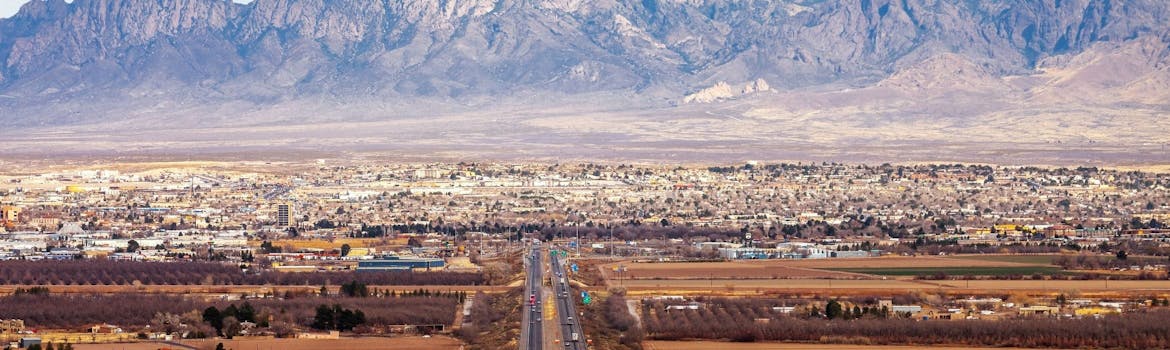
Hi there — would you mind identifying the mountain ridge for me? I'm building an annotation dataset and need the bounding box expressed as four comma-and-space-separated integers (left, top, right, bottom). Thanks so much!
1, 0, 1169, 132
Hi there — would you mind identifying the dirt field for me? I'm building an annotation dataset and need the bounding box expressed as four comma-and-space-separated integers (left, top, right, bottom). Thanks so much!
600, 256, 1050, 282
608, 261, 864, 280
3, 333, 137, 345
932, 279, 1170, 291
74, 336, 463, 350
615, 278, 926, 290
609, 278, 1170, 298
769, 256, 1047, 269
645, 341, 1051, 350
256, 238, 408, 250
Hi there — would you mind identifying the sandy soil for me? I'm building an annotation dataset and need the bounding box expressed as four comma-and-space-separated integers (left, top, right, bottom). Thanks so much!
74, 336, 463, 350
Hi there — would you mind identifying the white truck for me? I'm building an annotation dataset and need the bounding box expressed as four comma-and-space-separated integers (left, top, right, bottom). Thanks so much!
571, 332, 579, 342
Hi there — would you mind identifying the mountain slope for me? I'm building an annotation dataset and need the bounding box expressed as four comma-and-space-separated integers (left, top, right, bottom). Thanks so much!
0, 0, 1168, 129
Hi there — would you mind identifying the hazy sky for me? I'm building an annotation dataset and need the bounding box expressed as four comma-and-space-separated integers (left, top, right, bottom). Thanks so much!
1, 0, 253, 19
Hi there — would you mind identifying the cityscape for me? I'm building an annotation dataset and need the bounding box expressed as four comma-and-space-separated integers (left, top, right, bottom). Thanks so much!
0, 161, 1168, 349
3, 0, 1170, 349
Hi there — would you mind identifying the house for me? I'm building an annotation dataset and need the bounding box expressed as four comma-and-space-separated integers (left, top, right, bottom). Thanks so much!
356, 256, 444, 271
1044, 224, 1076, 238
90, 324, 124, 334
0, 319, 24, 333
665, 302, 702, 311
771, 306, 796, 314
831, 250, 871, 258
1018, 306, 1059, 316
47, 247, 81, 260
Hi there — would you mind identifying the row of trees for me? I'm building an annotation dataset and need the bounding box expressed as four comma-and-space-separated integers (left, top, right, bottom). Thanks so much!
312, 304, 366, 331
333, 286, 468, 302
0, 260, 486, 285
1054, 254, 1170, 270
202, 303, 258, 337
603, 292, 644, 348
0, 293, 458, 331
642, 300, 1170, 348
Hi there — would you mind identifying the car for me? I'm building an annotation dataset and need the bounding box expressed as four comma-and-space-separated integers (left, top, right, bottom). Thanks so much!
567, 316, 573, 321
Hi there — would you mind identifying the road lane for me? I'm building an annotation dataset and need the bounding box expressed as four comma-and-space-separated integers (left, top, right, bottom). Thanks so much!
521, 246, 543, 350
550, 252, 588, 350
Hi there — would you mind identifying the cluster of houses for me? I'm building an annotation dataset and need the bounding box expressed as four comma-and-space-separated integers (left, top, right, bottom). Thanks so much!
693, 241, 878, 260
0, 228, 250, 261
652, 295, 1146, 322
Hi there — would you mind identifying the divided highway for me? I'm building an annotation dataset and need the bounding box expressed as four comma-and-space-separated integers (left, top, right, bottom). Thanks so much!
521, 246, 543, 350
550, 252, 587, 350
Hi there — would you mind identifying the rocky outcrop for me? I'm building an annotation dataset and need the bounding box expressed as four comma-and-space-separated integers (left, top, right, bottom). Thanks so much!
683, 79, 771, 104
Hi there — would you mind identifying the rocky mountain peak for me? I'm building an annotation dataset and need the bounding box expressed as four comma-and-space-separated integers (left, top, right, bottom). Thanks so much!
0, 0, 1168, 127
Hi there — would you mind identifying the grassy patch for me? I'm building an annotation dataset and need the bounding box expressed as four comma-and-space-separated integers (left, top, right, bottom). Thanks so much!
949, 255, 1056, 265
829, 266, 1066, 276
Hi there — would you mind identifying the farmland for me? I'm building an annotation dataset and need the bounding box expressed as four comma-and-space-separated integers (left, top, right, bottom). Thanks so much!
594, 254, 1170, 297
0, 260, 486, 286
645, 341, 1054, 350
827, 266, 1066, 277
0, 284, 511, 295
931, 279, 1170, 290
601, 256, 1059, 281
949, 255, 1058, 265
0, 293, 461, 329
640, 297, 1170, 348
764, 256, 1052, 269
614, 278, 925, 291
605, 261, 862, 280
72, 336, 464, 350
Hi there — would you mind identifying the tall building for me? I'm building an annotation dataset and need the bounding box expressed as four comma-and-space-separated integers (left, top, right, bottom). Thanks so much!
276, 203, 293, 227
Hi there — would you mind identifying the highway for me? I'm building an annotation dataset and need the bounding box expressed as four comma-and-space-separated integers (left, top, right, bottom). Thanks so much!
520, 246, 543, 350
550, 252, 587, 350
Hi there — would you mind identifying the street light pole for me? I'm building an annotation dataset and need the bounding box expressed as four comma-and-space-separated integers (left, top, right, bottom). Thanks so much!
609, 225, 614, 258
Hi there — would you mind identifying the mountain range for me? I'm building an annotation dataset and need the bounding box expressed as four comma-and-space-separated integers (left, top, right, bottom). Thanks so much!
1, 0, 1169, 163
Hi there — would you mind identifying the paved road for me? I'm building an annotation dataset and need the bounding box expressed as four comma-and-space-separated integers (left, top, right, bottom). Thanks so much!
550, 253, 588, 350
521, 246, 543, 350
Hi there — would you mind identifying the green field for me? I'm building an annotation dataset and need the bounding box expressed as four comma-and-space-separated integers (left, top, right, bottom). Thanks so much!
948, 255, 1056, 265
829, 266, 1066, 277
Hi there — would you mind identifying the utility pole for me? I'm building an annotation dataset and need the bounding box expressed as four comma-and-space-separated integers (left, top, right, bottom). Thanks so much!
609, 225, 614, 258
